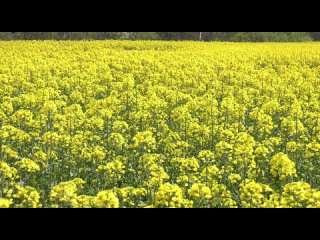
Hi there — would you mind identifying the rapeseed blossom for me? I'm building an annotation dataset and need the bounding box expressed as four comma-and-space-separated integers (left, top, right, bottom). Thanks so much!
0, 41, 320, 208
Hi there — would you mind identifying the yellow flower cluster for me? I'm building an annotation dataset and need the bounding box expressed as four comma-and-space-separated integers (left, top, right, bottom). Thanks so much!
15, 158, 40, 173
188, 183, 212, 200
270, 153, 297, 181
155, 183, 192, 208
240, 180, 273, 208
115, 187, 146, 208
0, 198, 11, 208
97, 159, 125, 177
0, 40, 320, 207
11, 185, 41, 208
0, 160, 17, 181
94, 190, 119, 208
50, 178, 86, 208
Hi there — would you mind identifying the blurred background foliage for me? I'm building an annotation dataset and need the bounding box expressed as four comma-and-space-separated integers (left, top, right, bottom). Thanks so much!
1, 32, 319, 42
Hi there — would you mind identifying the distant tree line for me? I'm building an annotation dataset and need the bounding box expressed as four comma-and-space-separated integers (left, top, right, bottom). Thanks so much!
0, 32, 319, 41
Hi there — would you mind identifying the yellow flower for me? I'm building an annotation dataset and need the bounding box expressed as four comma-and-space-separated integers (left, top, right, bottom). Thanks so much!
15, 158, 40, 173
50, 178, 85, 208
97, 159, 126, 181
155, 183, 192, 208
0, 198, 11, 208
239, 179, 273, 208
12, 186, 41, 208
94, 190, 119, 208
270, 153, 297, 181
0, 160, 18, 181
133, 131, 156, 152
228, 174, 242, 185
188, 183, 212, 200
